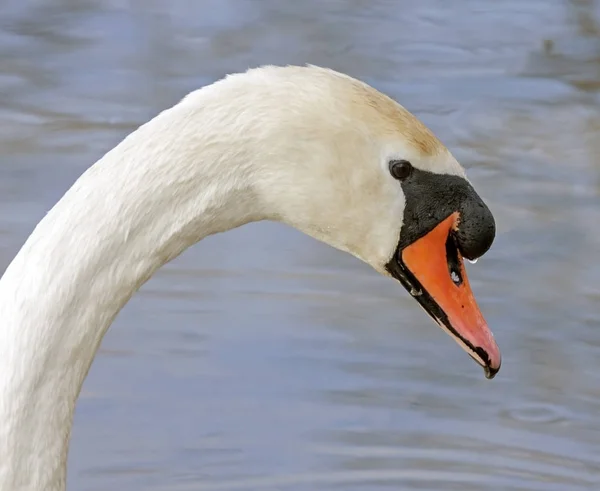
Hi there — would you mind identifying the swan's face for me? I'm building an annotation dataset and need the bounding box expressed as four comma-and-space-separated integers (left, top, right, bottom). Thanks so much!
253, 67, 500, 379
345, 143, 500, 381
380, 159, 500, 380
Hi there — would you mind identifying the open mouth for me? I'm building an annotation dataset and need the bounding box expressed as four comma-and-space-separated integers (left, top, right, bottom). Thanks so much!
387, 212, 501, 379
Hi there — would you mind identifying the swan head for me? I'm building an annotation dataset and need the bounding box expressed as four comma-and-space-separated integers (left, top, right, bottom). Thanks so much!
197, 65, 500, 378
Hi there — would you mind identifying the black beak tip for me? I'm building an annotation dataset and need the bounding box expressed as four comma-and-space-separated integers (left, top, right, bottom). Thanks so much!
483, 363, 500, 380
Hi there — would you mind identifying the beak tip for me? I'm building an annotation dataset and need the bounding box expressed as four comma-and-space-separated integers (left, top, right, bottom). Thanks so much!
474, 343, 501, 380
483, 361, 501, 380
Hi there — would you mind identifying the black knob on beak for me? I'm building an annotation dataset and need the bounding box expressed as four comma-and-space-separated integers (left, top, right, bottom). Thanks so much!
455, 195, 495, 261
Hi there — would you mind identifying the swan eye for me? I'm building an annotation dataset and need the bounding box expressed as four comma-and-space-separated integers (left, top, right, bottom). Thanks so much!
389, 160, 413, 181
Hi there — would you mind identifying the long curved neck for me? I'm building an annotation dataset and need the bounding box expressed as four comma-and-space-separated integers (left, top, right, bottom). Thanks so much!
0, 99, 263, 491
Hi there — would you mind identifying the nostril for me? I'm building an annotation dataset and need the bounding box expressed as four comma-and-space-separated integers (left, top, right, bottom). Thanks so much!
445, 234, 463, 286
450, 270, 461, 285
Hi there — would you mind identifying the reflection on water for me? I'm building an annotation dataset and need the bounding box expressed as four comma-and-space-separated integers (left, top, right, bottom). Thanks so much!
1, 0, 600, 490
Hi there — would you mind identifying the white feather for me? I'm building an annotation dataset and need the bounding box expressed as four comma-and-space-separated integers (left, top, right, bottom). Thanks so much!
0, 65, 465, 491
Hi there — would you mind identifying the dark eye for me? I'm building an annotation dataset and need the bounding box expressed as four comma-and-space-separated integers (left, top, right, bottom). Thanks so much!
389, 160, 413, 181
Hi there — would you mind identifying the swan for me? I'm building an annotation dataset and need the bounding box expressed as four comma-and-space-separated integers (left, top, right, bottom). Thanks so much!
0, 65, 500, 491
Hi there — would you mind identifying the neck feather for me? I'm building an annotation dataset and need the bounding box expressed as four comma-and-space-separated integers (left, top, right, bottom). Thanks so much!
0, 97, 263, 491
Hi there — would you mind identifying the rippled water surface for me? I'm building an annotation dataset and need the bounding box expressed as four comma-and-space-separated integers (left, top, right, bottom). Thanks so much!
2, 1, 600, 489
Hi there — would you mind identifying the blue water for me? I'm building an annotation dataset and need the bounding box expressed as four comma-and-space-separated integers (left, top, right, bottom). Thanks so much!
1, 1, 600, 489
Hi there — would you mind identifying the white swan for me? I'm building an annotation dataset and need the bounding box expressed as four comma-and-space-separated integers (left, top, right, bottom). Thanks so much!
0, 65, 500, 491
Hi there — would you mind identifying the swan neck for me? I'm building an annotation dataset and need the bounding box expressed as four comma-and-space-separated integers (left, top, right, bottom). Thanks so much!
0, 102, 261, 491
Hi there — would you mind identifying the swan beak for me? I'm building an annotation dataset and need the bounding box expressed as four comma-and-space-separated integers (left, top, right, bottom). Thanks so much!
401, 213, 501, 379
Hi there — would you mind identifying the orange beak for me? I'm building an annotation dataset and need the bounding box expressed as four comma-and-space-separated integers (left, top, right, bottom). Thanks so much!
401, 213, 501, 378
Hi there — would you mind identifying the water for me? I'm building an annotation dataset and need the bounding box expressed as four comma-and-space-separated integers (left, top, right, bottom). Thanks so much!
1, 1, 600, 489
